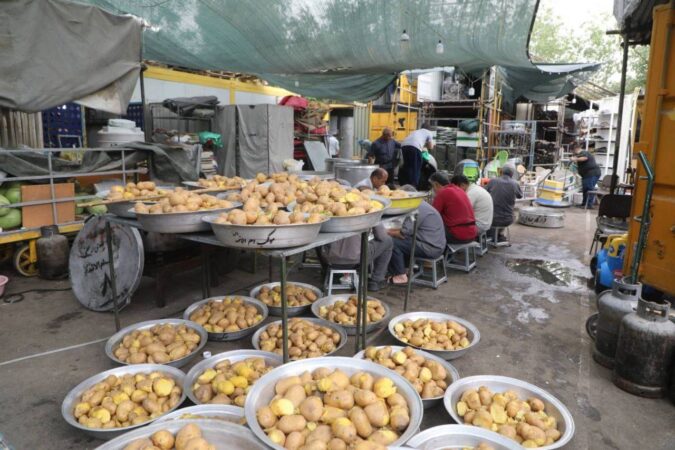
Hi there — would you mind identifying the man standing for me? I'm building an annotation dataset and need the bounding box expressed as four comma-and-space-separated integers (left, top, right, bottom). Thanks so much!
570, 142, 602, 208
367, 127, 400, 186
400, 124, 434, 188
451, 175, 493, 234
429, 172, 477, 244
327, 133, 340, 158
485, 165, 522, 240
354, 168, 388, 190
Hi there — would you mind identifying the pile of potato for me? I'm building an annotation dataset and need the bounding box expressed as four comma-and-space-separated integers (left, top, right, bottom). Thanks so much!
362, 185, 409, 199
134, 189, 234, 214
123, 423, 214, 450
255, 284, 319, 308
392, 318, 471, 351
213, 206, 324, 226
113, 323, 201, 364
463, 445, 494, 450
196, 175, 246, 189
188, 297, 263, 334
191, 357, 276, 406
456, 386, 561, 448
361, 346, 450, 399
257, 318, 342, 359
295, 181, 384, 217
318, 296, 386, 326
256, 368, 411, 449
221, 175, 305, 207
107, 182, 166, 201
72, 371, 182, 429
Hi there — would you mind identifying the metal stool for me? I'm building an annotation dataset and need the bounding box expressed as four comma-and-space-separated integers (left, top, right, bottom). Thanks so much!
477, 231, 488, 256
445, 242, 480, 273
324, 265, 359, 296
412, 254, 447, 289
489, 227, 511, 248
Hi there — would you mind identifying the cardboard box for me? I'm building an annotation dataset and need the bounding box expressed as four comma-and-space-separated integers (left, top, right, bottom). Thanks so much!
21, 183, 75, 228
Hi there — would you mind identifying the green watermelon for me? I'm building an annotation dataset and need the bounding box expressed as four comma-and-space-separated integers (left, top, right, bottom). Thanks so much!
75, 193, 88, 215
5, 187, 21, 204
0, 208, 21, 229
0, 194, 9, 217
87, 204, 107, 215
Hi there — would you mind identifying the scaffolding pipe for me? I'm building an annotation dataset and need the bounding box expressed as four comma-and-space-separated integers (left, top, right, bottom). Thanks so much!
610, 35, 630, 194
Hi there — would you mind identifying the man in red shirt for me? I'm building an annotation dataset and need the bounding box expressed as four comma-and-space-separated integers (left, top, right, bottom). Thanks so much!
429, 172, 477, 243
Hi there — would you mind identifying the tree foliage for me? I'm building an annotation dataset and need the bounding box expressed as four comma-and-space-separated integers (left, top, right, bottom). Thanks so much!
529, 5, 648, 93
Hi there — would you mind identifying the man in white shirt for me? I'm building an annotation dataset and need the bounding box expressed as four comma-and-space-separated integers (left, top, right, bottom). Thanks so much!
327, 134, 340, 157
400, 124, 434, 188
451, 174, 493, 233
354, 168, 388, 190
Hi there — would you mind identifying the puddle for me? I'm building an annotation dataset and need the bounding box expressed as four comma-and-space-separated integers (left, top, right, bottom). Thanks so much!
505, 259, 584, 287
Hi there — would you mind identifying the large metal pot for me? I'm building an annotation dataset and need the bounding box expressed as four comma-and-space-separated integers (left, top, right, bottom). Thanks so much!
325, 158, 362, 174
335, 163, 379, 186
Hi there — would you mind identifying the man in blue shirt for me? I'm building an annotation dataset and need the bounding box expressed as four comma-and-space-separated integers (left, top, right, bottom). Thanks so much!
367, 127, 400, 187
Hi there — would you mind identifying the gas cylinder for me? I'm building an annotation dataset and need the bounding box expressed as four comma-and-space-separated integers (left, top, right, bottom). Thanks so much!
36, 225, 69, 279
613, 298, 675, 398
593, 277, 641, 368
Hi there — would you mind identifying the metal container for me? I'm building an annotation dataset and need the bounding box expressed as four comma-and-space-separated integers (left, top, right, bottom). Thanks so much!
298, 171, 335, 181
310, 294, 391, 335
215, 190, 242, 200
249, 282, 323, 317
251, 318, 348, 358
325, 158, 362, 174
593, 277, 641, 368
182, 181, 243, 192
443, 375, 575, 450
518, 207, 565, 228
353, 345, 460, 409
383, 192, 428, 216
105, 319, 207, 368
244, 357, 424, 449
134, 204, 241, 233
319, 197, 391, 233
62, 364, 187, 440
183, 296, 269, 341
94, 418, 265, 450
37, 225, 69, 279
613, 298, 675, 398
388, 311, 480, 360
106, 201, 138, 218
335, 163, 379, 186
185, 350, 283, 405
203, 214, 327, 249
406, 425, 522, 450
156, 404, 245, 424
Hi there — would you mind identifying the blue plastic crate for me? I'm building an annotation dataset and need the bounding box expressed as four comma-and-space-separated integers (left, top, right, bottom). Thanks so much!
42, 103, 83, 147
124, 102, 145, 129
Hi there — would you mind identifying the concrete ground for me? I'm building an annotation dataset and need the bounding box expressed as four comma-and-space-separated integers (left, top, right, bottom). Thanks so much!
0, 207, 673, 449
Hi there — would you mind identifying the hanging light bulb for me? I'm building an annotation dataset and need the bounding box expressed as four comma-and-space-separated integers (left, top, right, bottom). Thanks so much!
400, 30, 410, 42
468, 87, 475, 96
572, 95, 577, 104
436, 40, 444, 54
399, 29, 410, 52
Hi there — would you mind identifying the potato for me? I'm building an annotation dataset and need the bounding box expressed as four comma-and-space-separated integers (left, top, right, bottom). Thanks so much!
299, 396, 324, 422
320, 406, 347, 424
306, 424, 332, 444
257, 405, 277, 428
367, 429, 398, 445
349, 406, 373, 439
277, 415, 307, 434
364, 401, 389, 427
498, 424, 517, 440
528, 397, 545, 412
327, 438, 347, 450
151, 429, 175, 450
285, 431, 305, 450
323, 390, 354, 410
389, 405, 410, 431
354, 389, 378, 407
386, 392, 407, 409
276, 376, 302, 395
175, 423, 202, 450
123, 438, 154, 450
285, 384, 307, 407
331, 417, 357, 443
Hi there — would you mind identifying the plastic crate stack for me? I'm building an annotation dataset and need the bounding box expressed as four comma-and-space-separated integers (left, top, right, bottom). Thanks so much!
42, 103, 83, 148
124, 102, 145, 129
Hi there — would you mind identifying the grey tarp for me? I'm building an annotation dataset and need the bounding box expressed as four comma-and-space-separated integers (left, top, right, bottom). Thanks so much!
0, 0, 142, 113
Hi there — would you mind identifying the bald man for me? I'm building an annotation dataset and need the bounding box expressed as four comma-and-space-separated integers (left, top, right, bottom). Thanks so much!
367, 127, 400, 187
354, 168, 388, 190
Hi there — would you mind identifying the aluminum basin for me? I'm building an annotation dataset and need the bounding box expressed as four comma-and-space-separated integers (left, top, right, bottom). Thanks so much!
183, 296, 268, 341
335, 163, 379, 186
134, 203, 241, 233
249, 281, 322, 317
251, 318, 348, 359
310, 294, 391, 335
406, 425, 522, 450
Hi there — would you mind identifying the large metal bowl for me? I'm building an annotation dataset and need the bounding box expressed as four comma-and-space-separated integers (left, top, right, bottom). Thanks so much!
443, 376, 576, 450
203, 214, 327, 249
106, 201, 138, 218
251, 318, 348, 359
183, 296, 269, 341
335, 163, 379, 186
298, 170, 335, 181
354, 345, 460, 409
382, 191, 429, 216
388, 312, 480, 360
249, 281, 323, 317
62, 364, 187, 440
94, 418, 265, 450
156, 404, 246, 425
183, 180, 244, 192
105, 319, 207, 368
185, 350, 283, 405
244, 357, 424, 449
288, 196, 391, 233
134, 203, 241, 233
406, 425, 522, 450
310, 294, 391, 335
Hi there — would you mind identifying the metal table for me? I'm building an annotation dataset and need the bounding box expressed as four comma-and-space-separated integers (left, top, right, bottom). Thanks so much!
103, 212, 419, 362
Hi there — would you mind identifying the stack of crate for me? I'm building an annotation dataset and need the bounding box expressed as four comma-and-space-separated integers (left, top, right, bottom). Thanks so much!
42, 103, 84, 148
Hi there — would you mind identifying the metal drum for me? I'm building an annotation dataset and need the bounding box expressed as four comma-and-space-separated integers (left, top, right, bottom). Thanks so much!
406, 425, 521, 450
518, 207, 564, 228
325, 157, 361, 174
335, 163, 378, 186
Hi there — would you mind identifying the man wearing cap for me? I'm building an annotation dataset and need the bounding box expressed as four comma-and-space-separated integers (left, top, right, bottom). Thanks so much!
367, 127, 400, 187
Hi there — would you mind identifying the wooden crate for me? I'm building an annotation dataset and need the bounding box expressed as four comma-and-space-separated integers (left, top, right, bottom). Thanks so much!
21, 183, 75, 228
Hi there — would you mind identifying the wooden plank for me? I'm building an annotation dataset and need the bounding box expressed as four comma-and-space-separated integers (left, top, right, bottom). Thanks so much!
21, 183, 75, 228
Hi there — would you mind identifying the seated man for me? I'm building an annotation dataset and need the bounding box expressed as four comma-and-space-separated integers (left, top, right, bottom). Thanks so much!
485, 165, 522, 240
388, 186, 446, 285
429, 172, 478, 244
354, 167, 388, 190
451, 174, 493, 233
322, 223, 392, 292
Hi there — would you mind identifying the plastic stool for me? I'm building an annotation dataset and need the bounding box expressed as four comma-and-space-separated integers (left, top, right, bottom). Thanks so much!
489, 227, 511, 247
445, 242, 480, 273
477, 231, 488, 256
412, 254, 447, 289
324, 266, 359, 296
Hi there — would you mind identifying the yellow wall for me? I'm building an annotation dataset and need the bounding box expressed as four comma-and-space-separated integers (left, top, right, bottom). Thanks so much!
369, 111, 418, 142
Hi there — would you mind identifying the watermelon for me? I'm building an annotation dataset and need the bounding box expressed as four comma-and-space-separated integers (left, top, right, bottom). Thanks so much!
87, 204, 107, 215
0, 208, 21, 229
0, 194, 9, 217
5, 187, 21, 204
75, 193, 88, 215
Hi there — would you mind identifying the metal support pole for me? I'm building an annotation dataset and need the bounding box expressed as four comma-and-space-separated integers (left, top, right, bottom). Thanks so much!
630, 152, 655, 284
359, 231, 370, 351
139, 64, 151, 143
201, 247, 211, 298
105, 219, 121, 331
404, 213, 420, 311
611, 36, 630, 194
280, 256, 289, 363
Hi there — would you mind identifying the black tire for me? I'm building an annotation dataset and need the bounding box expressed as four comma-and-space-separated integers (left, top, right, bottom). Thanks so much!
586, 313, 598, 341
590, 255, 598, 276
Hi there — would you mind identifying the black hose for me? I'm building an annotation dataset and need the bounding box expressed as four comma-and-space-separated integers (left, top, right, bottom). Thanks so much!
2, 287, 72, 304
